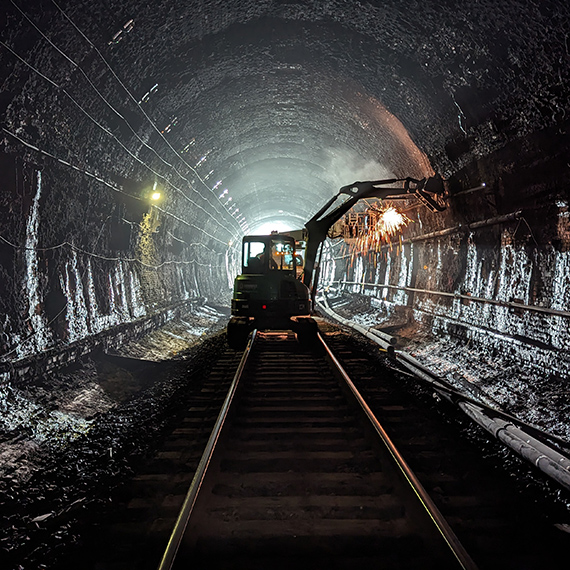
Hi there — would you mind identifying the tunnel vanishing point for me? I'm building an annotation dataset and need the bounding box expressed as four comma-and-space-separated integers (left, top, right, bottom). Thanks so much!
0, 1, 570, 426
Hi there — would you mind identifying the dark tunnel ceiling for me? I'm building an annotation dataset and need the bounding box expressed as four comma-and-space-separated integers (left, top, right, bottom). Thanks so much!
1, 0, 569, 235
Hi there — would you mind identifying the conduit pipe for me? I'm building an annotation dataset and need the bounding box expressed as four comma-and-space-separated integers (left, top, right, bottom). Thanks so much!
333, 210, 523, 261
316, 298, 396, 350
459, 401, 570, 491
385, 210, 523, 247
317, 298, 570, 493
334, 211, 523, 260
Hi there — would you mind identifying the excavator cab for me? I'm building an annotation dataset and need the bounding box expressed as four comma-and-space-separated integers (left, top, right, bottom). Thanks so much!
243, 235, 297, 274
228, 233, 313, 349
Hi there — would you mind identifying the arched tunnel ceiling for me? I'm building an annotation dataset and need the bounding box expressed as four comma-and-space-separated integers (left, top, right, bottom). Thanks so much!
2, 0, 568, 241
4, 4, 570, 564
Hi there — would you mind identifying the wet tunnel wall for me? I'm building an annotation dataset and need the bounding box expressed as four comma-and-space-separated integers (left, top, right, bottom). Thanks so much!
321, 123, 570, 383
1, 0, 569, 378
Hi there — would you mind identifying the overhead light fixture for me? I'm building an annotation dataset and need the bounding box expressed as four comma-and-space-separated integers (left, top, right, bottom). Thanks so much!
150, 180, 162, 201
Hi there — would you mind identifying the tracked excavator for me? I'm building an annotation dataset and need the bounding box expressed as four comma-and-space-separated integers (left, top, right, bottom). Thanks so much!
227, 175, 446, 349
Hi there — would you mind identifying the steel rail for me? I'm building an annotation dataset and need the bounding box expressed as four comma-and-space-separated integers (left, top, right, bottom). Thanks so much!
318, 297, 570, 493
157, 330, 258, 570
318, 332, 479, 570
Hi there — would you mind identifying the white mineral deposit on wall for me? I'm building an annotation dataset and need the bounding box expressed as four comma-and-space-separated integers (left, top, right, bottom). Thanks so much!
20, 171, 52, 357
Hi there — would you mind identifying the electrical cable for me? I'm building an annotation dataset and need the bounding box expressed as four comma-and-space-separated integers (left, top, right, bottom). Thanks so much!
0, 233, 221, 267
1, 127, 228, 247
50, 0, 244, 235
0, 36, 236, 241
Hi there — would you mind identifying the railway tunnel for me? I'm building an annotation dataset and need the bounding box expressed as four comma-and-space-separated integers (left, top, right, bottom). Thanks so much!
1, 0, 570, 567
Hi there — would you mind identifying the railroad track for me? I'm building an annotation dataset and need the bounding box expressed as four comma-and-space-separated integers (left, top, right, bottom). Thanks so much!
57, 321, 570, 570
158, 330, 474, 569
320, 324, 570, 568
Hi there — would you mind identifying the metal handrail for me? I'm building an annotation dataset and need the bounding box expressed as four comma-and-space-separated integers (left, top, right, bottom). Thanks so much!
318, 332, 478, 570
157, 330, 257, 570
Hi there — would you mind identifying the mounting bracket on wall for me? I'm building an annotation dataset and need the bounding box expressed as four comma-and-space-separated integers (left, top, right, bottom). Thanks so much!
407, 174, 447, 212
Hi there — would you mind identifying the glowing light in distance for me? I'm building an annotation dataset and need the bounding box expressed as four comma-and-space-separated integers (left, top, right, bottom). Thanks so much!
151, 192, 161, 200
252, 220, 294, 234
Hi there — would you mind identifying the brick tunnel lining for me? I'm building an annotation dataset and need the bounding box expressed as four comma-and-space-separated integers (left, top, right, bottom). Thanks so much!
0, 1, 569, 429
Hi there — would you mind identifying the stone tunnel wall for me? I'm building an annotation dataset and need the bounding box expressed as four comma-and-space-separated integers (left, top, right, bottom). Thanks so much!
323, 119, 570, 378
1, 0, 569, 379
0, 154, 232, 367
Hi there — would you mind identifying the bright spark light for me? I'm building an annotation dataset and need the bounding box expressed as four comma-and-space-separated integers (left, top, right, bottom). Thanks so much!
346, 203, 411, 262
380, 206, 408, 235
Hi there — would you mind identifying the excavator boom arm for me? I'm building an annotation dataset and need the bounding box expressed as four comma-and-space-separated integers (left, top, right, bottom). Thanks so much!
302, 175, 445, 300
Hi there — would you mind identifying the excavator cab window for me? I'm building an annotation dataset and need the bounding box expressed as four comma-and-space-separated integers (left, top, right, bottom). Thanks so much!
243, 240, 266, 274
269, 237, 295, 271
242, 236, 297, 274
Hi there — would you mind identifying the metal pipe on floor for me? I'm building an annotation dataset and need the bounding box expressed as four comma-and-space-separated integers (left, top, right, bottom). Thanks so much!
317, 299, 570, 494
459, 401, 570, 492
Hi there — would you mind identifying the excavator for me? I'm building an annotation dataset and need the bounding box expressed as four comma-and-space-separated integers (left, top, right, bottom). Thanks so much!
227, 175, 446, 349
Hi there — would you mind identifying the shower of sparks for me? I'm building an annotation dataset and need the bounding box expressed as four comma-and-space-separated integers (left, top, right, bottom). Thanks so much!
345, 203, 411, 268
380, 206, 409, 235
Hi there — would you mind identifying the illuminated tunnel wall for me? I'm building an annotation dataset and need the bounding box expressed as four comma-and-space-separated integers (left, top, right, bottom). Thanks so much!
1, 1, 569, 372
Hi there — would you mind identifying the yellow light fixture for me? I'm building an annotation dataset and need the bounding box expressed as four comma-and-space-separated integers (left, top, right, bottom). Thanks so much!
151, 191, 161, 201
